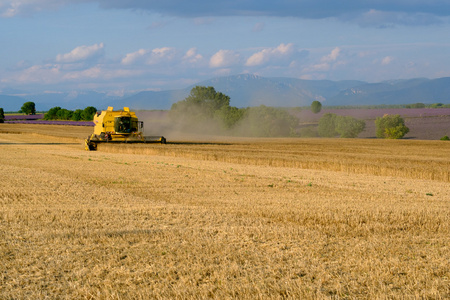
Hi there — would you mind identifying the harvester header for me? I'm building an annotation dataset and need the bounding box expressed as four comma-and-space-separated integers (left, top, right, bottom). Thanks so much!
85, 106, 166, 151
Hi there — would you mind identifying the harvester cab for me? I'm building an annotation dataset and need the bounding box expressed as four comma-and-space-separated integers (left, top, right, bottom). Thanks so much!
85, 106, 166, 151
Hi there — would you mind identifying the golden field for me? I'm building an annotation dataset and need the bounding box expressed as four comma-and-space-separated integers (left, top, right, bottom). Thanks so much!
0, 124, 449, 299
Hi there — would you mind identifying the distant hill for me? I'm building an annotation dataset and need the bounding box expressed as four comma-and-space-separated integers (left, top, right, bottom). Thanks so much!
116, 74, 365, 109
113, 89, 188, 110
1, 75, 450, 111
27, 91, 120, 111
197, 74, 365, 107
117, 75, 450, 109
0, 90, 123, 111
328, 77, 450, 106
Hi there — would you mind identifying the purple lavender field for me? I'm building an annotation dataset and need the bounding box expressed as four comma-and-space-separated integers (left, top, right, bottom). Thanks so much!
3, 108, 449, 139
5, 120, 94, 126
292, 108, 450, 140
4, 114, 94, 126
291, 108, 450, 122
4, 114, 45, 120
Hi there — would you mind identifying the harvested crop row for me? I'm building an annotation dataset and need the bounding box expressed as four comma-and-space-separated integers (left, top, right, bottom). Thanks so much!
98, 138, 450, 182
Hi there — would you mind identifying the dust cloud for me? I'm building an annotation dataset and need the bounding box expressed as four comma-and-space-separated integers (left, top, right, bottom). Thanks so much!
136, 110, 230, 142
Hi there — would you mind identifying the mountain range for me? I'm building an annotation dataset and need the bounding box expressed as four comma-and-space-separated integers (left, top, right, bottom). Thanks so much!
1, 74, 450, 112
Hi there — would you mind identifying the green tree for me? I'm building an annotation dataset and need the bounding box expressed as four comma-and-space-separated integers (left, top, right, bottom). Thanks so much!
170, 86, 235, 132
318, 113, 365, 138
214, 105, 246, 130
81, 106, 97, 121
0, 107, 4, 123
311, 100, 322, 114
318, 113, 338, 137
21, 101, 36, 115
298, 126, 318, 137
171, 86, 230, 121
431, 103, 444, 108
71, 109, 83, 121
335, 116, 366, 138
44, 107, 62, 120
375, 114, 409, 139
405, 103, 425, 108
236, 105, 299, 137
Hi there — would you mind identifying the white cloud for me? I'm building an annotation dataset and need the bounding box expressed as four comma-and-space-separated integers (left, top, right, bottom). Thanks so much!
147, 47, 176, 65
2, 0, 449, 30
245, 43, 294, 67
358, 50, 374, 58
350, 9, 443, 28
307, 63, 331, 72
5, 60, 143, 86
121, 49, 150, 65
321, 47, 340, 63
301, 47, 344, 75
10, 64, 61, 83
0, 1, 19, 17
381, 56, 394, 65
56, 43, 105, 63
183, 48, 203, 64
0, 0, 68, 17
121, 47, 176, 65
62, 66, 102, 80
212, 68, 232, 76
63, 66, 143, 80
209, 50, 240, 68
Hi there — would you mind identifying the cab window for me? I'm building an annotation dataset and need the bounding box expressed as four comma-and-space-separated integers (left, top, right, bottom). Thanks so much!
115, 117, 132, 133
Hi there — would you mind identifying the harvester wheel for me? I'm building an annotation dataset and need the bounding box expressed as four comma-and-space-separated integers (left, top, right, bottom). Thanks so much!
85, 139, 97, 151
161, 137, 166, 144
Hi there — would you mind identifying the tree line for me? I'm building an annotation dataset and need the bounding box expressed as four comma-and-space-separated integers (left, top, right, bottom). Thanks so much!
320, 103, 450, 109
169, 86, 299, 137
0, 101, 97, 122
43, 106, 97, 121
2, 91, 441, 140
170, 86, 417, 139
169, 86, 364, 138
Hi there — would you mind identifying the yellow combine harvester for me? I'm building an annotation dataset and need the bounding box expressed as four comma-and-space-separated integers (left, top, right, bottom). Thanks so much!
85, 106, 166, 151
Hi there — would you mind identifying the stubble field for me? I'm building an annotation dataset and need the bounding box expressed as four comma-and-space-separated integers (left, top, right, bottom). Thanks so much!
0, 124, 449, 299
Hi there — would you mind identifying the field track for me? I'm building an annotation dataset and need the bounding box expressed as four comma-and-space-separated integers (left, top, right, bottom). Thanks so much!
1, 124, 449, 299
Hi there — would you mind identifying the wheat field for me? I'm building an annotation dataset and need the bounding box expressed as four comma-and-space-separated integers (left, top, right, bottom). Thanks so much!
0, 124, 449, 299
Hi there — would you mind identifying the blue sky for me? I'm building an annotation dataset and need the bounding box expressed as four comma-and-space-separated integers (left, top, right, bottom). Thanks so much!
1, 0, 450, 94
